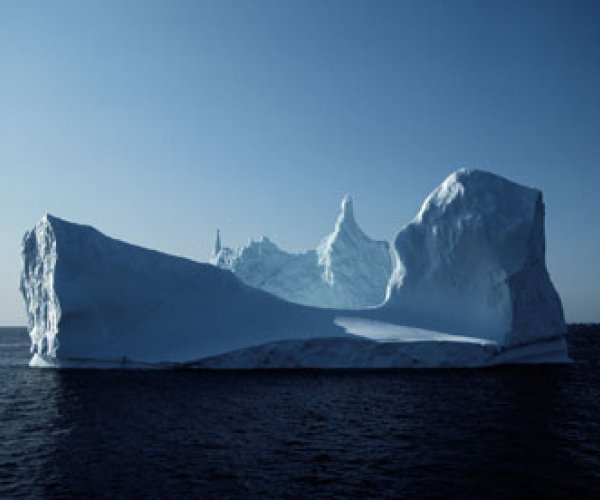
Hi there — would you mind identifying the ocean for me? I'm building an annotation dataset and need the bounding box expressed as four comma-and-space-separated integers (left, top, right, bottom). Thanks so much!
1, 326, 599, 498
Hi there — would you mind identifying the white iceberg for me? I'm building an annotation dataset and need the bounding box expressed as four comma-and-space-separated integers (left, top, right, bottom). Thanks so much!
20, 169, 569, 369
211, 195, 392, 309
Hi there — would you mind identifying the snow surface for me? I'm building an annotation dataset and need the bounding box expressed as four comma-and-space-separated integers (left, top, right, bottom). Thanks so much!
211, 195, 392, 309
333, 317, 497, 346
20, 169, 569, 369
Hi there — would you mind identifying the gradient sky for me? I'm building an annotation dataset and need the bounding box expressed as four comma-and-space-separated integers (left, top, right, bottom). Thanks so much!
1, 0, 599, 325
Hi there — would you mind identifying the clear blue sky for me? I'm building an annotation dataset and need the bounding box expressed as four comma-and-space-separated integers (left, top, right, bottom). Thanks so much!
1, 0, 599, 325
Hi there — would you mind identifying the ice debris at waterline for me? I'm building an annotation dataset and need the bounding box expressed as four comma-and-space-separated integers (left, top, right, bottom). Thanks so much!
211, 195, 393, 309
20, 169, 569, 369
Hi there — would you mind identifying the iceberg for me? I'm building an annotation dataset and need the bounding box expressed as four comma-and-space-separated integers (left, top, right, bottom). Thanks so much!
211, 195, 392, 309
20, 169, 569, 369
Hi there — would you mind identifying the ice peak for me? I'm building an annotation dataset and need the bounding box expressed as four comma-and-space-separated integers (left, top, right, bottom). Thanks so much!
340, 195, 353, 218
213, 229, 222, 257
334, 194, 358, 233
446, 168, 536, 193
416, 168, 539, 222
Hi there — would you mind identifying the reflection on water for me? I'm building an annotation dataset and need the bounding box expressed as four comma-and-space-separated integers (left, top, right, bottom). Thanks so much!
1, 327, 600, 498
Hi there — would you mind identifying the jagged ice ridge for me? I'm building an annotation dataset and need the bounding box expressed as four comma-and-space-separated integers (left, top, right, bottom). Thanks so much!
211, 195, 393, 309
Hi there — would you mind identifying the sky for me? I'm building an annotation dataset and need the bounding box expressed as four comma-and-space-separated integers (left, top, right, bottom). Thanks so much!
1, 0, 599, 325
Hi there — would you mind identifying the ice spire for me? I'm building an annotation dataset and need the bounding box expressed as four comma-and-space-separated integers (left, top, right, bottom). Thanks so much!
334, 194, 358, 234
340, 194, 353, 220
213, 229, 221, 257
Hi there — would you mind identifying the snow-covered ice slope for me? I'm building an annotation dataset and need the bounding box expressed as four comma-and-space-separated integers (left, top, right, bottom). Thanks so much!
20, 215, 347, 367
211, 196, 392, 309
20, 169, 569, 368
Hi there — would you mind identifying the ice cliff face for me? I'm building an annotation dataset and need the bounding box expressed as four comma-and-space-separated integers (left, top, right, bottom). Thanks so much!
20, 169, 569, 369
382, 169, 565, 347
20, 216, 61, 357
211, 196, 392, 309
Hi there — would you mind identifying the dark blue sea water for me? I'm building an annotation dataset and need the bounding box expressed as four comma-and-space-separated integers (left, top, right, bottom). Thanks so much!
1, 326, 599, 499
